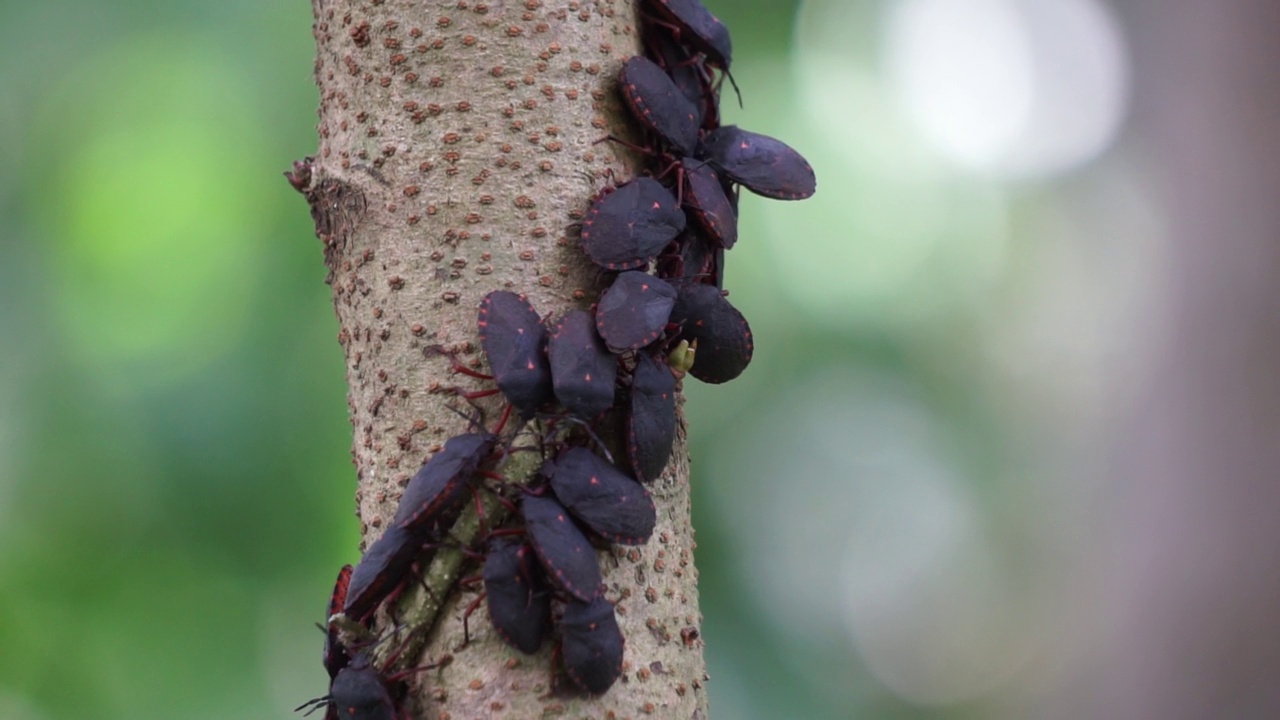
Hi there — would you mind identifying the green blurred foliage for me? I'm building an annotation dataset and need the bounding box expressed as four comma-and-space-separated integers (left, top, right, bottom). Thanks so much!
1, 2, 356, 717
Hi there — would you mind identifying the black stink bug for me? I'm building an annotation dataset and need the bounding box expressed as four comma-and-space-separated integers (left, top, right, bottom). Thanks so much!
698, 125, 817, 200
297, 652, 399, 720
391, 432, 495, 536
343, 525, 422, 621
324, 565, 355, 680
655, 227, 716, 285
478, 291, 554, 417
579, 178, 686, 271
682, 160, 738, 249
628, 353, 678, 483
549, 447, 656, 544
300, 639, 449, 720
522, 493, 602, 603
595, 271, 678, 353
645, 0, 733, 72
669, 283, 753, 384
326, 654, 398, 720
618, 56, 700, 156
547, 310, 617, 419
483, 538, 552, 655
560, 595, 625, 695
648, 31, 719, 129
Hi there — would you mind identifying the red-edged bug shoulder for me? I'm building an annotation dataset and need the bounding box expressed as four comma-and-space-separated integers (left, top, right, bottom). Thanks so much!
548, 310, 618, 419
391, 432, 495, 534
648, 31, 719, 129
549, 447, 656, 545
324, 565, 355, 680
669, 283, 753, 384
618, 56, 701, 156
483, 538, 552, 655
478, 291, 554, 417
699, 125, 816, 201
627, 354, 678, 483
682, 160, 738, 249
343, 525, 421, 622
580, 178, 685, 271
595, 271, 678, 353
522, 493, 602, 603
560, 595, 625, 695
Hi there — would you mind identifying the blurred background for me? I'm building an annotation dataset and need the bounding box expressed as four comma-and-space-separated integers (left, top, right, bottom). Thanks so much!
2, 1, 1276, 718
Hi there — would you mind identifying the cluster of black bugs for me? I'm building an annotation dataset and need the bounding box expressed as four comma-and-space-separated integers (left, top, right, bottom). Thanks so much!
299, 564, 450, 720
301, 1, 813, 716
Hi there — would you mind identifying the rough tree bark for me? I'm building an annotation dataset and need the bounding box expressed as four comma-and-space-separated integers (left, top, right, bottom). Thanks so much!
299, 1, 709, 718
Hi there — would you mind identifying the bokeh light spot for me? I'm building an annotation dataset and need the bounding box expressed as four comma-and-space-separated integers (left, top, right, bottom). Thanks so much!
884, 0, 1034, 170
787, 3, 1011, 327
881, 0, 1130, 179
757, 155, 1008, 327
837, 441, 1027, 706
708, 367, 1030, 705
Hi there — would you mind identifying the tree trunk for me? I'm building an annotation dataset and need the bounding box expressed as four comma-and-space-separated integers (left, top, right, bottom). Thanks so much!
298, 1, 708, 718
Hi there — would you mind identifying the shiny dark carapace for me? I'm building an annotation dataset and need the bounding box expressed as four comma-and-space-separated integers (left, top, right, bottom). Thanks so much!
328, 654, 398, 720
391, 432, 494, 536
560, 595, 625, 695
618, 56, 700, 156
478, 291, 554, 417
580, 178, 686, 271
595, 271, 677, 353
699, 125, 816, 201
548, 310, 617, 419
655, 226, 718, 286
483, 538, 552, 654
682, 160, 738, 249
669, 283, 753, 384
549, 446, 656, 544
522, 493, 602, 603
343, 526, 421, 621
627, 354, 678, 483
645, 0, 733, 71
